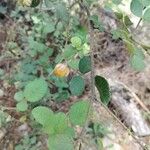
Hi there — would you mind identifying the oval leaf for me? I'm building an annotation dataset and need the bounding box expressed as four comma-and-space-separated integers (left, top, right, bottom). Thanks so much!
44, 112, 69, 135
143, 8, 150, 22
32, 106, 54, 126
48, 134, 74, 150
142, 0, 150, 6
95, 76, 110, 105
130, 55, 145, 71
71, 36, 82, 48
53, 113, 68, 134
130, 0, 143, 17
55, 3, 69, 24
14, 91, 24, 102
69, 76, 85, 96
124, 15, 133, 26
79, 56, 91, 74
31, 0, 40, 7
68, 100, 90, 126
24, 78, 48, 102
16, 101, 28, 112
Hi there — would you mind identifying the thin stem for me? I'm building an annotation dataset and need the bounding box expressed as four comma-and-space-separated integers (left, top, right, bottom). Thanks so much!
0, 106, 16, 110
136, 18, 142, 29
75, 1, 97, 149
76, 1, 148, 150
135, 6, 147, 29
79, 0, 96, 101
94, 98, 148, 149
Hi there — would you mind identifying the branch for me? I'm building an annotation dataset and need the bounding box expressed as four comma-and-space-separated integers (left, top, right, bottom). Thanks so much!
93, 98, 148, 149
136, 18, 142, 29
79, 0, 96, 101
78, 1, 149, 149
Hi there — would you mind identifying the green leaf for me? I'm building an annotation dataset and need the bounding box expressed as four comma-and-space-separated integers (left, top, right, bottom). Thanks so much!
48, 134, 74, 150
21, 61, 37, 74
89, 15, 104, 31
16, 101, 28, 112
32, 106, 54, 126
52, 113, 68, 134
95, 76, 110, 105
114, 12, 123, 20
0, 6, 6, 14
30, 136, 37, 144
97, 138, 104, 150
32, 104, 69, 135
36, 43, 48, 53
63, 45, 76, 60
130, 0, 143, 17
37, 48, 53, 65
111, 29, 129, 40
15, 145, 23, 150
31, 0, 40, 7
31, 16, 40, 24
28, 38, 49, 53
0, 110, 8, 127
44, 112, 68, 135
63, 127, 75, 138
133, 48, 145, 59
142, 0, 150, 6
55, 54, 63, 64
43, 23, 55, 35
143, 8, 150, 22
124, 15, 133, 26
130, 49, 145, 71
79, 56, 91, 74
68, 59, 79, 70
68, 100, 90, 126
74, 26, 88, 43
124, 40, 135, 54
71, 36, 82, 49
55, 90, 70, 102
14, 91, 24, 102
69, 76, 85, 96
54, 78, 68, 88
82, 43, 90, 55
24, 78, 48, 102
55, 3, 69, 24
131, 56, 145, 71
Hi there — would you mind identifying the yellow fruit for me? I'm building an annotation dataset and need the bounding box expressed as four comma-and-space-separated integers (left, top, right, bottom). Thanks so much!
53, 63, 70, 77
18, 0, 32, 6
23, 0, 32, 6
18, 0, 40, 7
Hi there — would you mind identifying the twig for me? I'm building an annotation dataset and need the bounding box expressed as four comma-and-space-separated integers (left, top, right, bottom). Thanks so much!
0, 106, 16, 111
75, 1, 97, 149
79, 0, 95, 101
77, 1, 149, 150
132, 39, 150, 55
136, 18, 142, 29
93, 98, 148, 150
135, 6, 146, 29
119, 81, 150, 113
